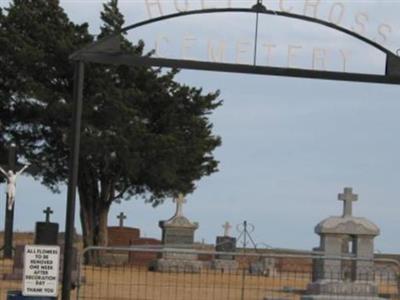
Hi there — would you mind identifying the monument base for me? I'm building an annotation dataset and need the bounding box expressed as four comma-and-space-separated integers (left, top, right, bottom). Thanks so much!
301, 280, 385, 300
249, 258, 277, 276
151, 258, 203, 273
34, 222, 59, 245
150, 249, 202, 273
301, 296, 385, 300
211, 259, 238, 272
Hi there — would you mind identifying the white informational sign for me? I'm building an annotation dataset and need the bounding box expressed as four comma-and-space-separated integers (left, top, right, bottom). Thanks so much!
22, 245, 60, 297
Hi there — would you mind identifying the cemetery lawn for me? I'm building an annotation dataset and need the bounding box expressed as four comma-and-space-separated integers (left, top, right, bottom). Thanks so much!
76, 266, 398, 300
1, 259, 398, 300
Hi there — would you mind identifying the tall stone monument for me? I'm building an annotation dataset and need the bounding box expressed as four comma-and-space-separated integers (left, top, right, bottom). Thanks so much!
152, 194, 202, 272
302, 187, 383, 300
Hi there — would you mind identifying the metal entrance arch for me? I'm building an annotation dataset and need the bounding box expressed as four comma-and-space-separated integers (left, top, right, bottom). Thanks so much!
62, 2, 400, 299
71, 2, 400, 83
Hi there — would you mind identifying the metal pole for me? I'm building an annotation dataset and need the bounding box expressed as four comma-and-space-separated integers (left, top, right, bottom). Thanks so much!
243, 221, 248, 251
240, 267, 246, 300
3, 144, 16, 259
62, 60, 85, 300
240, 222, 247, 300
253, 8, 260, 66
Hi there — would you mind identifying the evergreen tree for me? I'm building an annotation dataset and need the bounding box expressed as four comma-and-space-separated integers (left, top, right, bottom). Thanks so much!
0, 0, 222, 257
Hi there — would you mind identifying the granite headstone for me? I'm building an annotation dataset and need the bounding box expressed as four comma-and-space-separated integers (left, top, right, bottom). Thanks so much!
34, 207, 59, 245
212, 222, 238, 272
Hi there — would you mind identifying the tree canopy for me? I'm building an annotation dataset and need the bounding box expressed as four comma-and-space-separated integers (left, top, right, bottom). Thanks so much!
0, 0, 222, 249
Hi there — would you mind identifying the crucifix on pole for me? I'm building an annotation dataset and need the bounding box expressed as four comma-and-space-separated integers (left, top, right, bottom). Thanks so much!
1, 144, 16, 258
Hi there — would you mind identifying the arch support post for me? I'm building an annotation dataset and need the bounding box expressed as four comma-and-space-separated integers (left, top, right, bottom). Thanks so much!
386, 53, 400, 76
62, 60, 85, 300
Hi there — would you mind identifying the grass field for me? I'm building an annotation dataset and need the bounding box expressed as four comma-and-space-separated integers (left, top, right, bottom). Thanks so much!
78, 265, 309, 300
77, 265, 399, 300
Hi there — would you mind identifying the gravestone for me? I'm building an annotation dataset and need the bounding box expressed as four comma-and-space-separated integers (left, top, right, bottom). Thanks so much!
34, 207, 59, 245
159, 194, 198, 248
250, 257, 277, 276
216, 236, 236, 258
151, 194, 202, 273
107, 212, 140, 246
216, 222, 236, 258
302, 187, 384, 300
212, 221, 239, 272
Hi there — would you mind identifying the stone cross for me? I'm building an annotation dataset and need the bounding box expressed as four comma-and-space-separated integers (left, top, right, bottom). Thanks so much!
117, 212, 127, 228
173, 193, 186, 217
222, 221, 232, 236
43, 207, 53, 223
338, 187, 358, 217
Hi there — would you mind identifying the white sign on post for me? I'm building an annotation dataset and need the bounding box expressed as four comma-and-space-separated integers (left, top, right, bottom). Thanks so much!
22, 245, 60, 297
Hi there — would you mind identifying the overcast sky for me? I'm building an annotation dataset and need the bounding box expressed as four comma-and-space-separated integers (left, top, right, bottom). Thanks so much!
1, 0, 400, 253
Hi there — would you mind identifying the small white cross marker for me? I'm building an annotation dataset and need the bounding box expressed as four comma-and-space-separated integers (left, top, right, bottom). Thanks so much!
222, 221, 232, 236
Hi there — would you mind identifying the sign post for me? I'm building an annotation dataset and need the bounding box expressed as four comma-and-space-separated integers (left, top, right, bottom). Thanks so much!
23, 245, 60, 298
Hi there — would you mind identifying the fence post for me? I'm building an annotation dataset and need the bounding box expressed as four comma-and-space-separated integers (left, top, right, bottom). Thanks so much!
240, 265, 246, 300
